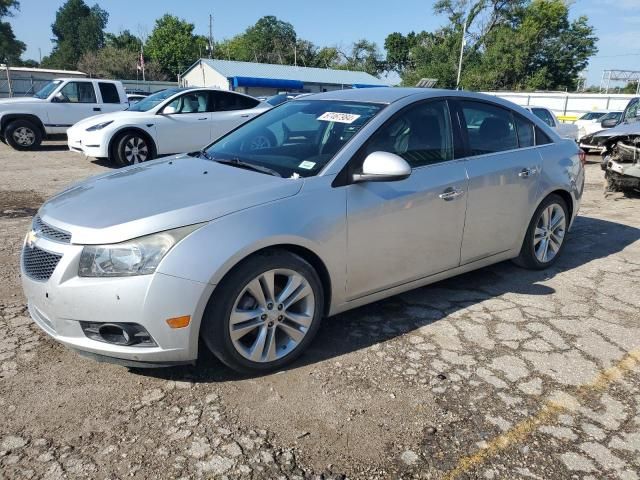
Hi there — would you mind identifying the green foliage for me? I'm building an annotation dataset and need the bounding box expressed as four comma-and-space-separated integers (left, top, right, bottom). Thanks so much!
77, 46, 166, 80
387, 0, 598, 91
337, 39, 383, 76
0, 0, 24, 64
105, 30, 142, 52
42, 0, 109, 70
144, 14, 202, 80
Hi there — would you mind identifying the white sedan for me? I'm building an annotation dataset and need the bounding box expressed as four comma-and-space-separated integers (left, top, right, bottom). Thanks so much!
68, 88, 271, 166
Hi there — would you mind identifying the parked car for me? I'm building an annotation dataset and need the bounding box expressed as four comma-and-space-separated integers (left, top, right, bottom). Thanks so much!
126, 93, 149, 105
0, 78, 128, 150
22, 88, 583, 373
265, 92, 310, 106
67, 87, 271, 166
525, 106, 579, 141
578, 111, 623, 152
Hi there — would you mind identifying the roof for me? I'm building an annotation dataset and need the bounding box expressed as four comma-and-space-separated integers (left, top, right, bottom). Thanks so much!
187, 59, 387, 87
0, 66, 87, 76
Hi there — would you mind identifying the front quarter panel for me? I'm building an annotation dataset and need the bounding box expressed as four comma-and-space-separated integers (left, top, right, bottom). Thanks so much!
157, 174, 347, 315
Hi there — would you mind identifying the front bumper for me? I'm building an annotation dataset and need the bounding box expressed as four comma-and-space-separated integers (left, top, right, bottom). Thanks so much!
67, 127, 109, 159
20, 233, 213, 365
579, 141, 605, 153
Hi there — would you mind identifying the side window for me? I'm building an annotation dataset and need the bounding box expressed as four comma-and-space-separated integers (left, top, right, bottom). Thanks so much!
514, 114, 535, 148
535, 126, 553, 145
532, 108, 556, 127
623, 99, 639, 122
59, 82, 96, 103
363, 100, 454, 168
461, 101, 518, 155
164, 92, 210, 114
213, 92, 259, 111
99, 83, 120, 103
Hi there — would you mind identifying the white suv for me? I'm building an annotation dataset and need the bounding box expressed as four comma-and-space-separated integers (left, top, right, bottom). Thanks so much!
67, 88, 271, 166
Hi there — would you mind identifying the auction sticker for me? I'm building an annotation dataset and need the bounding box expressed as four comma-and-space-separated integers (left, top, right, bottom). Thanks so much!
298, 161, 316, 170
317, 112, 361, 124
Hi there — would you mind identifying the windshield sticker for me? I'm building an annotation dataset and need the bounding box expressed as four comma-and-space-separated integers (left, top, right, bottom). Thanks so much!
317, 112, 361, 124
299, 161, 316, 170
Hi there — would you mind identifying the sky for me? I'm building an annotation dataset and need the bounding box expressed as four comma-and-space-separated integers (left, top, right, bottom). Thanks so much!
8, 0, 640, 87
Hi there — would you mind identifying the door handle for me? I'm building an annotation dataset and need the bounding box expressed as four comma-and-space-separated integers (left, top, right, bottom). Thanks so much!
439, 187, 465, 201
93, 107, 101, 111
198, 117, 208, 120
518, 167, 538, 178
240, 114, 250, 118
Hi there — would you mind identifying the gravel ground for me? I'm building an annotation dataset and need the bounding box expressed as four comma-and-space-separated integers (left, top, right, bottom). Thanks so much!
1, 142, 639, 480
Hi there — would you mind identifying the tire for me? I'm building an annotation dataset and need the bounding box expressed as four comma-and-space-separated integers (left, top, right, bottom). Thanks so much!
243, 129, 276, 151
513, 194, 569, 270
4, 119, 42, 150
201, 249, 324, 374
113, 132, 154, 167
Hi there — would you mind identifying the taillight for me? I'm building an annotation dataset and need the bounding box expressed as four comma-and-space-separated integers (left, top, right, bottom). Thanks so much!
578, 149, 587, 165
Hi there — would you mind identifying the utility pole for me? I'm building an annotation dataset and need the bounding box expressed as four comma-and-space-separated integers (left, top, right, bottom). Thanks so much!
38, 48, 42, 65
456, 15, 467, 90
208, 14, 214, 59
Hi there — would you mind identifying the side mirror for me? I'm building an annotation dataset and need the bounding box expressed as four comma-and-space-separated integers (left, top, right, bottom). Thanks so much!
601, 118, 618, 128
352, 151, 411, 183
52, 92, 66, 103
161, 106, 177, 115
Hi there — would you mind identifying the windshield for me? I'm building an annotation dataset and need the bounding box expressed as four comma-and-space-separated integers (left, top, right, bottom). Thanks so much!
127, 88, 182, 112
33, 80, 62, 99
579, 112, 605, 121
623, 99, 639, 122
204, 100, 385, 178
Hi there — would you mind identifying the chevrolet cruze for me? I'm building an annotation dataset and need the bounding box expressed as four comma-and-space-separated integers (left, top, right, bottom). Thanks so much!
21, 88, 584, 373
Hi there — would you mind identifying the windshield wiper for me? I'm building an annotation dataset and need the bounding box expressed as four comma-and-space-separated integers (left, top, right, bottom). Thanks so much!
213, 157, 282, 177
198, 149, 214, 160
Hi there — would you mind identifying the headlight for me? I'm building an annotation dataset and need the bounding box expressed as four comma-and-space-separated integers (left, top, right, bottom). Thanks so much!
86, 120, 114, 131
78, 224, 203, 277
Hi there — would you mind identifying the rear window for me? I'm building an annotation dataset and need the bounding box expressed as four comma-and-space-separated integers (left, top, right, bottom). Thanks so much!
461, 101, 518, 155
213, 92, 260, 111
99, 83, 120, 104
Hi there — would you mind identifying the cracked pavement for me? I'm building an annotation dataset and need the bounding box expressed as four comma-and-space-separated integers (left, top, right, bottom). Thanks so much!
1, 143, 639, 479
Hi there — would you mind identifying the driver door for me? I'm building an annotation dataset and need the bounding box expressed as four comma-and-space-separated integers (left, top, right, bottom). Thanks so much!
154, 91, 213, 154
47, 81, 100, 133
345, 99, 468, 300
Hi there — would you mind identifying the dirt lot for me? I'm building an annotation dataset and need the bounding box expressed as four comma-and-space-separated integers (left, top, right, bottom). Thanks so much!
1, 141, 639, 480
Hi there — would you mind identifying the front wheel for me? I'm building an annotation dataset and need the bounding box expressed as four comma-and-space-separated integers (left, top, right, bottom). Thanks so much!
201, 250, 324, 374
113, 132, 154, 167
513, 194, 569, 270
5, 120, 42, 150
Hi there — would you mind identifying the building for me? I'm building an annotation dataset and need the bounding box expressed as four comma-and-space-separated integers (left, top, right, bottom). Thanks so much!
0, 66, 87, 98
180, 59, 388, 97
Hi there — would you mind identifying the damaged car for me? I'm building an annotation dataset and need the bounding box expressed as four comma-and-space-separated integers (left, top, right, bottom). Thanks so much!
580, 97, 640, 193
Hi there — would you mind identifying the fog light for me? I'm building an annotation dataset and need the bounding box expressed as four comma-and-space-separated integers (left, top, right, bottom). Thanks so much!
80, 322, 157, 347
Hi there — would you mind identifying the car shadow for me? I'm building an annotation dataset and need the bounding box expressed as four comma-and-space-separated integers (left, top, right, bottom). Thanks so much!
30, 144, 69, 152
131, 215, 640, 383
90, 158, 117, 169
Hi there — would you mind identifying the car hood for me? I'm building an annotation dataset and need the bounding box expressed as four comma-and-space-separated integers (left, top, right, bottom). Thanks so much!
39, 155, 303, 244
585, 120, 640, 144
71, 110, 148, 129
0, 97, 46, 107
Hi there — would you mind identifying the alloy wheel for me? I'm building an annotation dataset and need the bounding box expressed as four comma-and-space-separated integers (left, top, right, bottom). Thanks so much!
534, 203, 566, 263
228, 268, 315, 363
124, 136, 149, 164
12, 127, 35, 147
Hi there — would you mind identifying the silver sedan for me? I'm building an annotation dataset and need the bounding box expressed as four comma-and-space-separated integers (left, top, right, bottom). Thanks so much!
21, 88, 584, 373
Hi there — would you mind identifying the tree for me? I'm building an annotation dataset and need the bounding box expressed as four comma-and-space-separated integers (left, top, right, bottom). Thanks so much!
0, 0, 25, 64
42, 0, 108, 69
78, 46, 166, 80
144, 14, 202, 80
338, 39, 383, 76
105, 30, 142, 52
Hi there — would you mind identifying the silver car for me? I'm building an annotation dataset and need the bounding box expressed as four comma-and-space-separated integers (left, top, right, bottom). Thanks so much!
21, 88, 584, 373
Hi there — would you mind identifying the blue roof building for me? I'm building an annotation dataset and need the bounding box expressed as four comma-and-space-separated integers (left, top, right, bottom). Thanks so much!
181, 59, 388, 97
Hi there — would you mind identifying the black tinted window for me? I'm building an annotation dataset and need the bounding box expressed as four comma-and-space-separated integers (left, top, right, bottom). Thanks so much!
99, 83, 120, 103
532, 108, 555, 127
515, 115, 535, 148
213, 92, 259, 111
461, 101, 518, 155
535, 126, 553, 145
60, 82, 96, 103
364, 100, 453, 168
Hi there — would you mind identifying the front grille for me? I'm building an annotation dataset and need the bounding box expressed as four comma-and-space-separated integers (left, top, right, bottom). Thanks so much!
33, 216, 71, 244
22, 245, 62, 281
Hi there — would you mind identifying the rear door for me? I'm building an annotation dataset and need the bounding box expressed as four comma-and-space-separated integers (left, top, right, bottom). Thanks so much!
345, 99, 469, 300
154, 91, 213, 154
97, 82, 125, 114
210, 91, 262, 141
456, 100, 542, 264
47, 80, 101, 133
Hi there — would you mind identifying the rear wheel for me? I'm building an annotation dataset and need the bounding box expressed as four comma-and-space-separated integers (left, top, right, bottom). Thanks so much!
513, 194, 569, 270
5, 119, 42, 150
113, 132, 154, 167
201, 250, 324, 374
